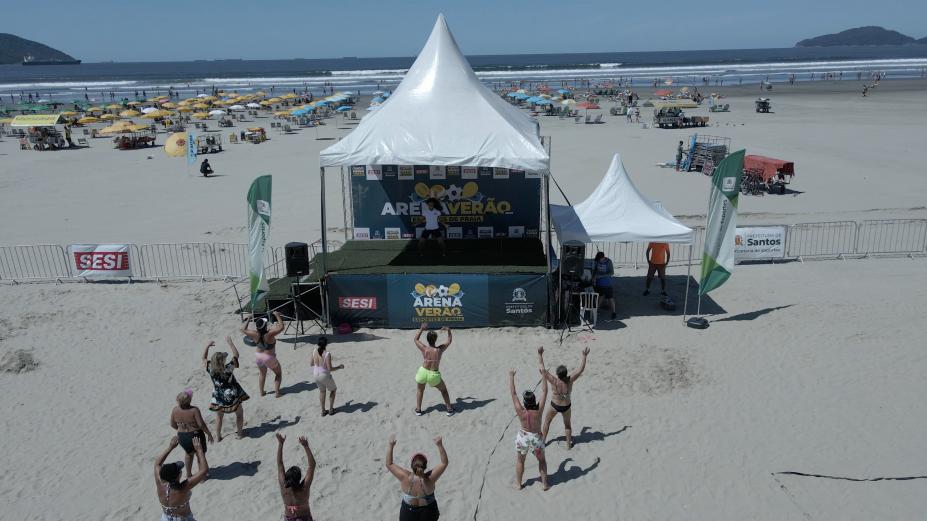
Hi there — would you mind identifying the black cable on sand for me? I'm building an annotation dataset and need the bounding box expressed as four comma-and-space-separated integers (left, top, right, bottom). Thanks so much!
773, 471, 927, 482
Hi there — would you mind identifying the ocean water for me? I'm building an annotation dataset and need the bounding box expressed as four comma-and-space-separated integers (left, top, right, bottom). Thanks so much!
1, 45, 926, 102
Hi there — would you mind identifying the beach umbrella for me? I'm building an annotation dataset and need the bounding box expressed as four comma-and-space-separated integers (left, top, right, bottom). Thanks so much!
535, 99, 552, 106
192, 103, 210, 109
86, 106, 105, 113
192, 112, 210, 119
246, 102, 261, 108
163, 132, 188, 157
142, 109, 171, 119
141, 107, 159, 113
160, 102, 177, 109
177, 106, 194, 112
281, 93, 297, 100
255, 91, 267, 96
208, 109, 226, 117
60, 110, 78, 116
106, 103, 123, 110
120, 109, 141, 117
372, 90, 385, 95
77, 116, 100, 124
229, 104, 245, 111
100, 113, 119, 120
557, 89, 572, 95
336, 106, 352, 112
371, 96, 385, 103
99, 120, 137, 134
506, 92, 519, 98
126, 101, 142, 106
273, 110, 290, 117
575, 101, 599, 110
266, 97, 282, 104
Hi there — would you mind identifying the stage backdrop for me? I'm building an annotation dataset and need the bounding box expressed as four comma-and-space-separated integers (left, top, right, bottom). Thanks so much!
350, 165, 541, 240
328, 273, 547, 328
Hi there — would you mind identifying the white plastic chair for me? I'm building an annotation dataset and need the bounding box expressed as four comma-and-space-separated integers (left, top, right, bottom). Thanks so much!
578, 290, 599, 329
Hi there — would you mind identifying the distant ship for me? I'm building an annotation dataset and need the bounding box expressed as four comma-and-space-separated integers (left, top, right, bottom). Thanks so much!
22, 55, 81, 66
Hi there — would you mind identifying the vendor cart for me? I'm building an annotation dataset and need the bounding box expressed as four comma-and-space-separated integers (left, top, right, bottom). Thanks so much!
742, 155, 795, 195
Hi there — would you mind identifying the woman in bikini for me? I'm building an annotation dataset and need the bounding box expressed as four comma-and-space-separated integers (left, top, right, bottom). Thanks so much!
203, 338, 250, 441
509, 359, 550, 491
310, 336, 344, 417
242, 311, 284, 397
386, 433, 448, 521
413, 323, 454, 416
276, 433, 316, 521
169, 389, 213, 479
539, 345, 590, 449
155, 435, 208, 521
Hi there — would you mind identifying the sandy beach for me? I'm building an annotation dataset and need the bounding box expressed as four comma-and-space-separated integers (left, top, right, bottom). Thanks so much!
2, 77, 927, 520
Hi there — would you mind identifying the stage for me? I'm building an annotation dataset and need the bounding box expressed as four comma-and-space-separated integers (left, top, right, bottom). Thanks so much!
271, 239, 549, 328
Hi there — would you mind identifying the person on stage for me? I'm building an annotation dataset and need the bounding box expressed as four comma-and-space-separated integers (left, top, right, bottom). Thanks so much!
644, 242, 670, 296
386, 434, 448, 521
169, 389, 213, 479
155, 435, 208, 521
509, 361, 550, 491
204, 338, 250, 441
310, 336, 344, 417
275, 433, 316, 521
593, 252, 617, 319
413, 323, 455, 416
538, 346, 590, 449
242, 312, 284, 397
418, 198, 447, 257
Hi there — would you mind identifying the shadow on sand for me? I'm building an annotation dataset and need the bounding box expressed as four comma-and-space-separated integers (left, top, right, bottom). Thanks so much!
421, 396, 496, 415
209, 461, 261, 481
242, 415, 300, 439
548, 425, 631, 448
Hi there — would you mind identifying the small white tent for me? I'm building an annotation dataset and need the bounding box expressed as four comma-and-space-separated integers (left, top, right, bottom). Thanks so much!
319, 14, 549, 174
550, 154, 694, 244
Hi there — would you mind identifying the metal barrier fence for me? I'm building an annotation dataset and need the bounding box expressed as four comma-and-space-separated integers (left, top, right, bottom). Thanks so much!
1, 219, 925, 283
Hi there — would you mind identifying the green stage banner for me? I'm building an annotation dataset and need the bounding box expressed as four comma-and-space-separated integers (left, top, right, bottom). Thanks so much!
700, 150, 744, 295
247, 175, 272, 309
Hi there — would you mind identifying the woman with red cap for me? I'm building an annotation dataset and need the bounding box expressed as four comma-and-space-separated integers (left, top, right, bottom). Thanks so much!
385, 434, 448, 520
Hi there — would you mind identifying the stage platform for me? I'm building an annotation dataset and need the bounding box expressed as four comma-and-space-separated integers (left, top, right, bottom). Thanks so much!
304, 238, 548, 280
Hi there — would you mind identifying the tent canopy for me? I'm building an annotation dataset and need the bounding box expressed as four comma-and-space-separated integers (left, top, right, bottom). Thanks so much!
550, 154, 694, 244
319, 14, 549, 174
11, 114, 63, 127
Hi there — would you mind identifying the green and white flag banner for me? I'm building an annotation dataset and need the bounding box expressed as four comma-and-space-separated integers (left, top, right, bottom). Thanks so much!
699, 150, 744, 295
247, 175, 272, 309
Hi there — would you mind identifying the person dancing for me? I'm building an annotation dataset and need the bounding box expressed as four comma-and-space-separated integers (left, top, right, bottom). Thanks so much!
155, 435, 208, 521
203, 338, 250, 441
539, 346, 590, 449
169, 389, 213, 479
311, 336, 344, 417
509, 362, 549, 491
275, 433, 316, 521
413, 323, 454, 416
386, 434, 448, 521
242, 311, 284, 397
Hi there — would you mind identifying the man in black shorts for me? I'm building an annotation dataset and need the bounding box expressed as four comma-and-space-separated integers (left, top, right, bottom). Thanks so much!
418, 198, 447, 256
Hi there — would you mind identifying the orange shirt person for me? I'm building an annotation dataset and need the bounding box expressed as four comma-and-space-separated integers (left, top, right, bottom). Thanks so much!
644, 242, 670, 296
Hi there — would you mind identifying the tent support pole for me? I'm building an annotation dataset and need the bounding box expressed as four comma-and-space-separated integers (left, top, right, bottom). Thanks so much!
319, 167, 328, 275
683, 243, 692, 323
544, 172, 554, 327
341, 166, 349, 243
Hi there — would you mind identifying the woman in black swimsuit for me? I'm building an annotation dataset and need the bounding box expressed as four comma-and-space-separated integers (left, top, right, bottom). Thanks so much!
169, 388, 214, 478
538, 346, 590, 449
386, 433, 448, 521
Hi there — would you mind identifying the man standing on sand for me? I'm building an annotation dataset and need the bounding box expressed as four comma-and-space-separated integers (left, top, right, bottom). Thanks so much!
413, 323, 455, 416
644, 242, 670, 296
676, 140, 684, 171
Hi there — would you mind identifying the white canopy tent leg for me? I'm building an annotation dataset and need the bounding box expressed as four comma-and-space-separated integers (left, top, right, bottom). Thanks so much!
682, 243, 692, 323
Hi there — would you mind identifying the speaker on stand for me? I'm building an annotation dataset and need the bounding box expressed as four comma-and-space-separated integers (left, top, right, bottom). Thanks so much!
284, 242, 310, 278
558, 241, 586, 343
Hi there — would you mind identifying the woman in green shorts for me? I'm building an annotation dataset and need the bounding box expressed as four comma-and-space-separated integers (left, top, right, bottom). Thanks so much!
413, 323, 455, 416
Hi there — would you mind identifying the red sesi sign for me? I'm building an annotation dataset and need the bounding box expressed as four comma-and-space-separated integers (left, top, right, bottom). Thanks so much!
73, 251, 130, 271
338, 297, 377, 310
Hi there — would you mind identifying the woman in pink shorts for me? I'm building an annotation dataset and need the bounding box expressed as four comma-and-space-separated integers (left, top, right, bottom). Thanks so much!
242, 311, 285, 397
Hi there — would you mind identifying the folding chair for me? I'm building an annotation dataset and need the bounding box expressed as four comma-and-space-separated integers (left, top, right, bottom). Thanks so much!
578, 290, 599, 329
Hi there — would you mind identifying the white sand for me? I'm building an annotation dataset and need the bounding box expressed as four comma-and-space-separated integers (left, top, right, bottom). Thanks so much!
1, 80, 927, 520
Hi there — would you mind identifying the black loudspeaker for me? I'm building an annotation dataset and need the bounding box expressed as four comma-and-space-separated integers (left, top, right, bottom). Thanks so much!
285, 242, 310, 277
560, 241, 586, 282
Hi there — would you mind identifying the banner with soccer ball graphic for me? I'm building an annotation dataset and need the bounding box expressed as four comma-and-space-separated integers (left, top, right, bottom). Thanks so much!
349, 165, 541, 240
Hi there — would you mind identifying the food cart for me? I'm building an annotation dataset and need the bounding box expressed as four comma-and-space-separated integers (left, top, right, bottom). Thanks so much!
755, 98, 771, 113
244, 127, 267, 144
742, 154, 795, 195
196, 134, 223, 154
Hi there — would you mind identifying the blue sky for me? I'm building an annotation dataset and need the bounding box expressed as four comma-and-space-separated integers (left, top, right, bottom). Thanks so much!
6, 0, 926, 62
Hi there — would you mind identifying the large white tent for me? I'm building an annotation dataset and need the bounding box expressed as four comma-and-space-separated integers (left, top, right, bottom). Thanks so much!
550, 154, 694, 244
319, 14, 549, 174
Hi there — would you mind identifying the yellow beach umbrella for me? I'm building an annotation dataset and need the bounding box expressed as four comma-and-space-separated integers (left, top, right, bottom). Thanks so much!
120, 109, 141, 117
86, 106, 105, 113
99, 121, 135, 134
177, 106, 194, 112
160, 102, 176, 109
192, 112, 210, 119
127, 124, 151, 132
60, 110, 78, 116
192, 103, 209, 109
274, 111, 290, 117
255, 91, 267, 96
106, 103, 123, 109
281, 93, 297, 100
142, 109, 171, 119
201, 95, 218, 101
126, 101, 142, 106
163, 132, 188, 157
267, 97, 282, 103
77, 116, 100, 124
0, 117, 14, 124
100, 113, 119, 120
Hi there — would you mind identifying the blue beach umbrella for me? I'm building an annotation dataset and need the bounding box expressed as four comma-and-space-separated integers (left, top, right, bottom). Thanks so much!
336, 105, 352, 112
371, 96, 385, 103
557, 88, 572, 94
506, 92, 520, 98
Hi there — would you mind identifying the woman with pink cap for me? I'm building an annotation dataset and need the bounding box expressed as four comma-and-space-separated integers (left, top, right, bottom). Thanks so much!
385, 434, 448, 521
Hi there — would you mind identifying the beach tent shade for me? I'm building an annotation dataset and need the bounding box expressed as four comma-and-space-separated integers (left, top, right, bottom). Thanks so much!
744, 155, 795, 182
550, 153, 694, 244
653, 100, 698, 109
320, 14, 549, 174
11, 114, 64, 127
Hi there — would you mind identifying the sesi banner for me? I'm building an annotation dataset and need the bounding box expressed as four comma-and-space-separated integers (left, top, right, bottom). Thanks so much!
68, 244, 133, 277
